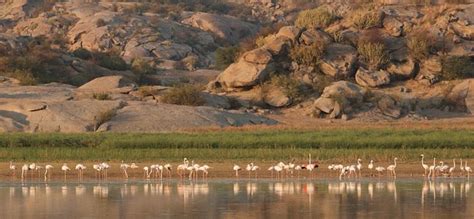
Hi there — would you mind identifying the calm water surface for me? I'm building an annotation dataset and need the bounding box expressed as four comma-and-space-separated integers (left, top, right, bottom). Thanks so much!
0, 179, 472, 218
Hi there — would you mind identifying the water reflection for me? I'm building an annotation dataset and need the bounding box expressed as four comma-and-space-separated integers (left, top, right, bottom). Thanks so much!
1, 180, 474, 218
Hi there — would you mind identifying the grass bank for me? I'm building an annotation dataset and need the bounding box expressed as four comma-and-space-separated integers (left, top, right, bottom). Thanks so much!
0, 129, 473, 161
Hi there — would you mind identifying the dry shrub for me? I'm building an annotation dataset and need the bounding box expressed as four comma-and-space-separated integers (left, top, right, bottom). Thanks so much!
289, 43, 326, 69
357, 29, 388, 70
295, 7, 337, 29
407, 29, 435, 61
351, 7, 381, 29
161, 84, 205, 106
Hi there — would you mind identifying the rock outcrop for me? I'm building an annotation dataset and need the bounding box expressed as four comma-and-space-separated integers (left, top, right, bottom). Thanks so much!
355, 68, 391, 88
319, 44, 358, 79
448, 79, 474, 114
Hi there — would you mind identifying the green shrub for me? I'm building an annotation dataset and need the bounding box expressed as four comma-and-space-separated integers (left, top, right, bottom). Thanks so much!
358, 42, 388, 70
94, 53, 128, 71
215, 46, 239, 70
351, 8, 381, 29
407, 30, 434, 61
270, 74, 304, 101
72, 48, 93, 60
161, 84, 205, 106
289, 43, 326, 69
92, 93, 112, 100
441, 56, 474, 80
295, 7, 337, 29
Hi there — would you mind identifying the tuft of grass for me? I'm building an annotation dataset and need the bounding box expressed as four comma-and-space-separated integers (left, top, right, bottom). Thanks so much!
92, 93, 112, 100
358, 42, 388, 70
289, 43, 326, 69
351, 8, 381, 29
215, 46, 240, 70
295, 7, 337, 29
407, 29, 434, 61
269, 74, 304, 102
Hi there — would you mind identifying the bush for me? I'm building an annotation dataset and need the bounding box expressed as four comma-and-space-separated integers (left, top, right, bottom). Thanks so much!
92, 93, 112, 100
358, 42, 388, 70
215, 46, 239, 70
407, 30, 434, 61
295, 7, 337, 29
289, 43, 326, 69
351, 8, 381, 29
96, 19, 107, 27
94, 109, 117, 131
441, 56, 474, 80
94, 53, 128, 71
131, 58, 155, 76
311, 74, 334, 94
4, 69, 37, 85
161, 84, 205, 106
72, 48, 93, 60
270, 74, 304, 101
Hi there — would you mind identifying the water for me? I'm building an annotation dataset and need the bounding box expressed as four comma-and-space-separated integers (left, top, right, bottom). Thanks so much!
0, 179, 473, 218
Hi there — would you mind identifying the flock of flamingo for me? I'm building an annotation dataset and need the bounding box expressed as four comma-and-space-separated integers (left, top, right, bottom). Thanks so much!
6, 154, 473, 181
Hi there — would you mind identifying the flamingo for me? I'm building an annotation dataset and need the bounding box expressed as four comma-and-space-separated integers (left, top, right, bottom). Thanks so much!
198, 165, 211, 179
268, 166, 274, 178
44, 165, 53, 181
356, 159, 362, 177
9, 161, 16, 176
164, 164, 172, 178
449, 159, 456, 177
339, 166, 350, 180
120, 161, 130, 179
368, 160, 374, 176
273, 164, 283, 179
375, 166, 385, 177
143, 166, 152, 179
428, 158, 436, 179
233, 164, 241, 177
177, 158, 189, 178
387, 158, 398, 178
75, 164, 86, 180
465, 161, 472, 179
21, 164, 28, 180
93, 164, 102, 179
35, 165, 43, 178
305, 154, 318, 178
348, 165, 356, 178
157, 165, 165, 180
101, 162, 110, 179
421, 154, 429, 176
29, 163, 36, 178
460, 159, 465, 177
186, 161, 197, 180
295, 165, 302, 178
246, 163, 254, 178
251, 164, 259, 179
61, 163, 70, 180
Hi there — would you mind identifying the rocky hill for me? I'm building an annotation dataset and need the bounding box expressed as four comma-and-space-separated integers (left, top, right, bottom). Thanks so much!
0, 0, 473, 132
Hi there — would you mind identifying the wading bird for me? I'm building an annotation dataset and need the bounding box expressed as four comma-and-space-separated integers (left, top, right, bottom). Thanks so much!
368, 160, 374, 176
177, 158, 189, 178
75, 164, 86, 180
9, 161, 16, 177
356, 159, 362, 177
233, 164, 241, 177
428, 158, 436, 179
387, 158, 398, 178
61, 163, 70, 180
164, 164, 172, 178
29, 163, 36, 178
198, 165, 211, 179
465, 161, 472, 179
120, 161, 130, 179
421, 154, 429, 176
375, 166, 385, 177
460, 159, 465, 177
101, 162, 110, 179
44, 165, 53, 181
21, 164, 28, 180
143, 166, 152, 179
93, 164, 102, 179
449, 159, 456, 177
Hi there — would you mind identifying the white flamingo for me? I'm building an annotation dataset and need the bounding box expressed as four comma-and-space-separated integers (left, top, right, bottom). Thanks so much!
93, 164, 102, 179
251, 164, 259, 178
198, 165, 211, 179
21, 164, 28, 180
273, 164, 283, 179
460, 159, 465, 177
143, 166, 152, 179
29, 163, 36, 178
428, 158, 436, 179
465, 161, 472, 179
387, 158, 398, 178
164, 164, 172, 178
120, 161, 130, 179
35, 165, 43, 178
339, 166, 350, 180
177, 158, 189, 178
295, 165, 302, 178
449, 159, 456, 177
368, 160, 374, 176
356, 159, 362, 177
246, 163, 253, 178
101, 162, 110, 179
44, 165, 53, 181
375, 166, 385, 177
75, 164, 86, 180
268, 166, 274, 178
9, 161, 16, 176
421, 154, 429, 176
233, 164, 241, 177
61, 163, 70, 179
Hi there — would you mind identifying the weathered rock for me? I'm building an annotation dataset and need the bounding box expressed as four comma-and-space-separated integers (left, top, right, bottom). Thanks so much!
355, 68, 391, 87
242, 48, 273, 64
319, 43, 357, 78
78, 76, 137, 94
321, 81, 367, 104
386, 58, 416, 79
313, 97, 336, 114
263, 36, 292, 55
201, 92, 232, 109
275, 26, 302, 42
263, 85, 291, 108
181, 12, 257, 44
101, 102, 277, 132
447, 79, 474, 113
377, 95, 402, 118
417, 57, 442, 85
299, 28, 333, 45
383, 16, 404, 37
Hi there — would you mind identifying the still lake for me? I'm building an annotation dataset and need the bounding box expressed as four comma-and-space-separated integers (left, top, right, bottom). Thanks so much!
0, 179, 472, 218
